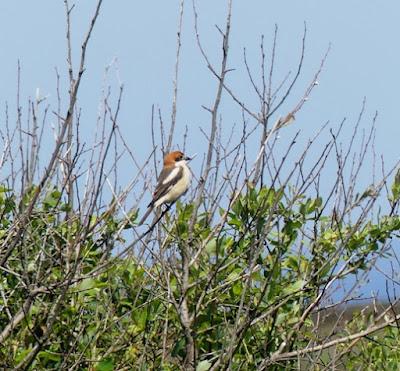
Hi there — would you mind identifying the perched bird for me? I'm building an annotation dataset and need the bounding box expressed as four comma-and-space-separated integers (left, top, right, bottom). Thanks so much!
138, 150, 192, 225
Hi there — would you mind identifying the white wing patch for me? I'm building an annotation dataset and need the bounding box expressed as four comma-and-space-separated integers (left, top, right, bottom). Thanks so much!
162, 167, 180, 185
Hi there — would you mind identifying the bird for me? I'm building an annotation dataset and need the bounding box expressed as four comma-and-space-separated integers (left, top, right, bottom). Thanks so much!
138, 150, 192, 225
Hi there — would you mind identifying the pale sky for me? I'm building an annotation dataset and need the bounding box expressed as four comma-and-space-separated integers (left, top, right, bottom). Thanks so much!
1, 1, 399, 154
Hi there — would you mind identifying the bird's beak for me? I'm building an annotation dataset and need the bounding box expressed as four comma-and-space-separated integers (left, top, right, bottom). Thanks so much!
185, 153, 196, 162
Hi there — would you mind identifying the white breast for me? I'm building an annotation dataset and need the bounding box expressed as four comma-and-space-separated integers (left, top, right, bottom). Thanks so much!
154, 162, 191, 207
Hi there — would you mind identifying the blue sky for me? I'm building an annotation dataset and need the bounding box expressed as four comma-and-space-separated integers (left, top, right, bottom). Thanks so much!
1, 1, 399, 299
1, 1, 399, 156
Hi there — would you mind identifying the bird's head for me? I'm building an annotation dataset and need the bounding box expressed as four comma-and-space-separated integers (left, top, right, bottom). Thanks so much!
164, 151, 191, 167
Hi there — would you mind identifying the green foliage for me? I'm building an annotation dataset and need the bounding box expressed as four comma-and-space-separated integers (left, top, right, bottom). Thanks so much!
390, 169, 400, 202
342, 310, 400, 370
1, 183, 399, 369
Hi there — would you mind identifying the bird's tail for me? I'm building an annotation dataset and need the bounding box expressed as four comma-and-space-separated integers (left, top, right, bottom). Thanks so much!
138, 206, 153, 225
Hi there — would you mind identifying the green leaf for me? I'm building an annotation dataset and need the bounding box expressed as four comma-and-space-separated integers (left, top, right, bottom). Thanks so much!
275, 312, 287, 326
38, 350, 61, 362
196, 360, 212, 371
78, 278, 97, 291
172, 337, 186, 357
96, 358, 114, 371
284, 255, 299, 271
232, 282, 242, 296
134, 310, 148, 331
0, 184, 10, 193
391, 169, 400, 200
205, 238, 217, 255
60, 203, 72, 212
283, 279, 306, 295
227, 268, 242, 282
228, 213, 242, 229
